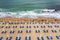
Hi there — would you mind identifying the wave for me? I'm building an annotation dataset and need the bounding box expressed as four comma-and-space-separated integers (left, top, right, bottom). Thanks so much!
0, 9, 60, 19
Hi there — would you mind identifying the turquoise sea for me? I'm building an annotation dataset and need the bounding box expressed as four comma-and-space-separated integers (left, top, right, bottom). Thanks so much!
0, 0, 60, 12
0, 0, 60, 19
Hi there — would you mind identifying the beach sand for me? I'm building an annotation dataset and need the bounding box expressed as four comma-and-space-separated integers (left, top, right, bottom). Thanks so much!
0, 16, 60, 40
0, 16, 60, 22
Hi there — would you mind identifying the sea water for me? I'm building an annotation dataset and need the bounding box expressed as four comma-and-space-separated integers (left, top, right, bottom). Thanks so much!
0, 0, 60, 18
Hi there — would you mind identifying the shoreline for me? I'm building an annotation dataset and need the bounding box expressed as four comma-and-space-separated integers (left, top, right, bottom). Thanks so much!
0, 10, 60, 19
0, 16, 60, 22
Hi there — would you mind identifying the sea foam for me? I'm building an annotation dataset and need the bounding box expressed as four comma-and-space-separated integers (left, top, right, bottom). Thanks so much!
0, 9, 60, 19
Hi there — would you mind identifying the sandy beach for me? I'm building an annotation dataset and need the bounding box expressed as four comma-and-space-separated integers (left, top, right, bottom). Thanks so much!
0, 16, 59, 40
0, 16, 60, 22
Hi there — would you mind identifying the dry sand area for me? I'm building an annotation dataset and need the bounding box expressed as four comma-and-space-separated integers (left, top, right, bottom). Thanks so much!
0, 16, 60, 40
